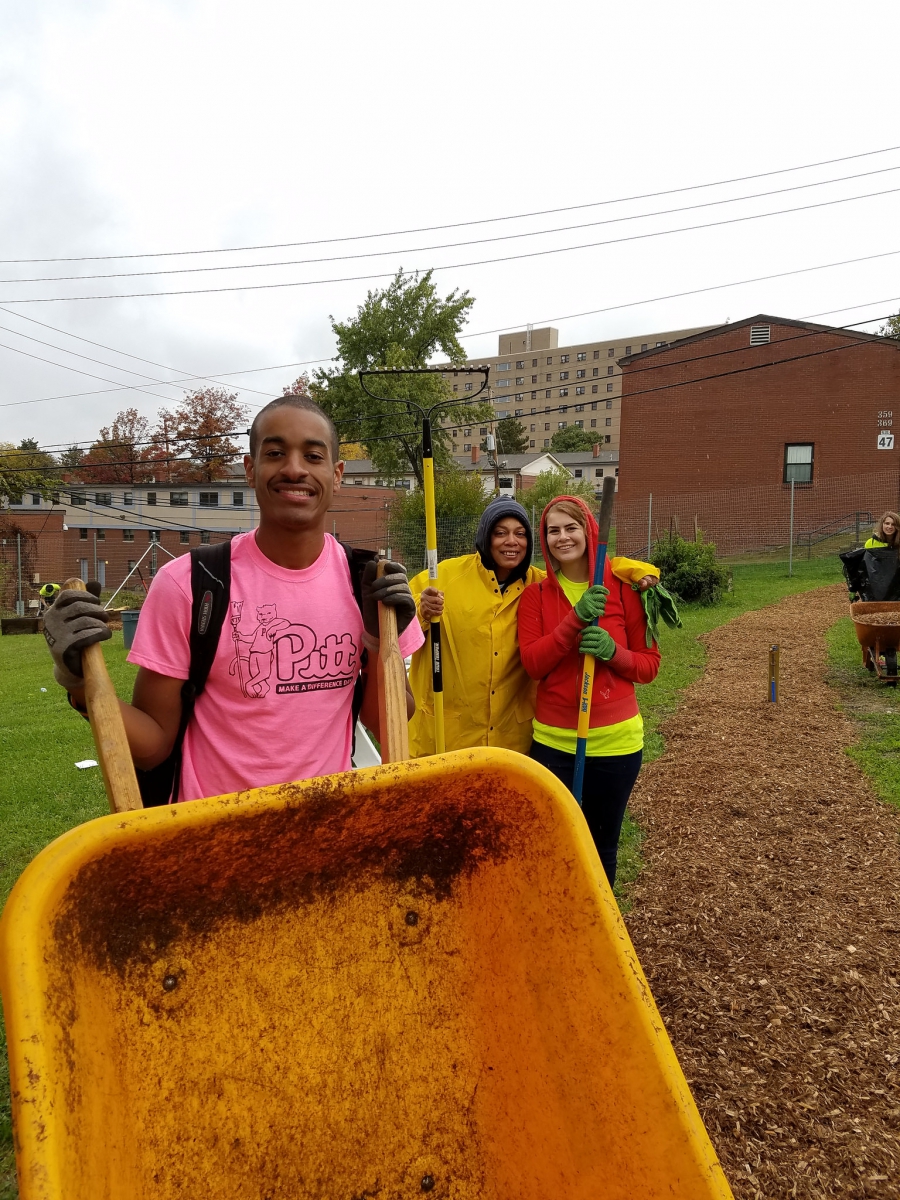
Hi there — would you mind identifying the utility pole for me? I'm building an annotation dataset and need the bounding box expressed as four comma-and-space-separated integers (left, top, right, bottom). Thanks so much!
15, 532, 23, 616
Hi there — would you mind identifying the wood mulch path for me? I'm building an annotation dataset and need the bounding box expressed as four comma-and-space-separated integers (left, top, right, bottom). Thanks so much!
626, 585, 900, 1199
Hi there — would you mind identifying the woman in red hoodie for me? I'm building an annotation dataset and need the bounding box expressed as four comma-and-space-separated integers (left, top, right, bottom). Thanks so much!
518, 496, 661, 885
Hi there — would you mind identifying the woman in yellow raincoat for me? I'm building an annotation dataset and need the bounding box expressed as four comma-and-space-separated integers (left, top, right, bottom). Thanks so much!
408, 496, 661, 757
408, 499, 543, 757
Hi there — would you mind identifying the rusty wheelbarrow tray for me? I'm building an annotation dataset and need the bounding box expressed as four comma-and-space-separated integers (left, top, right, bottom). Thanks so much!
850, 600, 900, 683
0, 749, 733, 1200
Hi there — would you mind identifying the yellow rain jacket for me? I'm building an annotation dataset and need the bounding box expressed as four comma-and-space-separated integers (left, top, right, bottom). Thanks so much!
408, 554, 546, 757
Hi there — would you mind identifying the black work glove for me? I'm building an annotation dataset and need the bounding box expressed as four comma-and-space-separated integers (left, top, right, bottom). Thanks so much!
360, 561, 416, 639
43, 589, 113, 690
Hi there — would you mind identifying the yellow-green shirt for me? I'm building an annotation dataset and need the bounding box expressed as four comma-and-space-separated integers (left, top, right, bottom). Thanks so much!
532, 572, 644, 757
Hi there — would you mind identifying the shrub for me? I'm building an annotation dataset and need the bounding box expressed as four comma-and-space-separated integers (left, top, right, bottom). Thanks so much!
650, 531, 729, 605
387, 469, 490, 572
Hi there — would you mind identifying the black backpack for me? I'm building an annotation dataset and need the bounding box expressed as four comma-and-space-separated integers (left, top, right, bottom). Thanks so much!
137, 539, 376, 807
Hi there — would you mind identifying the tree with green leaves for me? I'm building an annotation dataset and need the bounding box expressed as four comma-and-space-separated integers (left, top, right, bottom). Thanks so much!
516, 466, 596, 516
550, 426, 596, 453
311, 270, 492, 488
877, 312, 900, 339
0, 439, 60, 502
492, 416, 530, 455
387, 467, 489, 569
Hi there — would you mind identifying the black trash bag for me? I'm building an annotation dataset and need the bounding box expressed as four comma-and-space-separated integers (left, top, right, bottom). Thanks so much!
863, 547, 900, 601
840, 547, 869, 598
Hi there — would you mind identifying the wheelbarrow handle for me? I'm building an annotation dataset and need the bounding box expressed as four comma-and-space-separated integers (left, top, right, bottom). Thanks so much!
63, 578, 143, 814
375, 562, 410, 764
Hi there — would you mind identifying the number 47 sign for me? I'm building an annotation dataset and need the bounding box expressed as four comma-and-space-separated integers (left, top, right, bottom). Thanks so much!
878, 432, 895, 449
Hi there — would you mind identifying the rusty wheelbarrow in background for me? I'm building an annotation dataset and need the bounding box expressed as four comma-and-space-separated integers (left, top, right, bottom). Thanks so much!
850, 600, 900, 685
0, 749, 733, 1199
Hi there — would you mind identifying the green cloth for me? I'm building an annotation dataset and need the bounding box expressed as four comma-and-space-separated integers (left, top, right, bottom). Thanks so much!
640, 583, 682, 647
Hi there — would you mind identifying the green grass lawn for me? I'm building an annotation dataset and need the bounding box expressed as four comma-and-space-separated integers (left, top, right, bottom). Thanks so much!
0, 556, 843, 1193
826, 617, 900, 812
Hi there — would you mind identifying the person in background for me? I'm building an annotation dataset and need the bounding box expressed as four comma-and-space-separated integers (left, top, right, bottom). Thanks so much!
407, 498, 545, 757
865, 512, 900, 549
518, 497, 661, 886
38, 582, 61, 612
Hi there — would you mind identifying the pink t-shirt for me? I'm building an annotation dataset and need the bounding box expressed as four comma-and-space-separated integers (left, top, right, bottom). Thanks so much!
128, 532, 424, 801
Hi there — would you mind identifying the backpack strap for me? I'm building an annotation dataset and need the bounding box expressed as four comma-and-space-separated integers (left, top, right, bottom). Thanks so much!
339, 542, 378, 749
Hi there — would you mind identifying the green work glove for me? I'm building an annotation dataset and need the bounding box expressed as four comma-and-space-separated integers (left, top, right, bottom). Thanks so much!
579, 626, 616, 661
573, 584, 609, 624
640, 583, 682, 647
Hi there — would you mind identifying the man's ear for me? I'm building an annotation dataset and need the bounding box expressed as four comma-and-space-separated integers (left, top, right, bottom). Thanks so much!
243, 453, 254, 485
333, 459, 345, 489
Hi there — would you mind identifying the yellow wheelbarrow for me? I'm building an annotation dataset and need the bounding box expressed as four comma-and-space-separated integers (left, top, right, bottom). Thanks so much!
0, 584, 733, 1198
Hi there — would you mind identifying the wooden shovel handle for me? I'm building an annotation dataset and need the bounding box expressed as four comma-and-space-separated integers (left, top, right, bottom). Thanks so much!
63, 579, 143, 813
375, 562, 410, 764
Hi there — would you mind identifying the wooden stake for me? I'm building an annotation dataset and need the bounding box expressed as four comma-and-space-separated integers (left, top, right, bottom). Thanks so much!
375, 563, 410, 764
63, 578, 143, 813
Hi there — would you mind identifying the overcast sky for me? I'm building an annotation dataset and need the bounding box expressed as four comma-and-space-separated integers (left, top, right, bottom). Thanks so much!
2, 0, 899, 450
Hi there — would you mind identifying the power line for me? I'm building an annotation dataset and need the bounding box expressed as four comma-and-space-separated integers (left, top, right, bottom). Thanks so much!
4, 143, 898, 264
6, 166, 899, 286
4, 184, 899, 306
5, 313, 896, 478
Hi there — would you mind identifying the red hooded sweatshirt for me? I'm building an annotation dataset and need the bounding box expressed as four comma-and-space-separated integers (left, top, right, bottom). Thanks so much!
517, 495, 661, 731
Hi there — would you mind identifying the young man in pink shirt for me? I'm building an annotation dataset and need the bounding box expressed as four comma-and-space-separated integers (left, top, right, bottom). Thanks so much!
44, 396, 423, 801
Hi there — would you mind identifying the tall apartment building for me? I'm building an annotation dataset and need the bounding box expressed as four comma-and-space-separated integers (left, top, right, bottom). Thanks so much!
439, 323, 711, 453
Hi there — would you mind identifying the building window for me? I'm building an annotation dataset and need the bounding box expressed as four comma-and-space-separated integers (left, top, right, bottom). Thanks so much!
559, 421, 567, 429
452, 429, 458, 437
530, 406, 537, 414
595, 467, 604, 477
464, 443, 471, 452
465, 382, 473, 391
149, 530, 160, 542
590, 419, 597, 428
514, 394, 524, 403
559, 371, 569, 381
233, 491, 244, 506
531, 391, 537, 400
559, 391, 568, 400
591, 402, 597, 410
199, 492, 219, 507
575, 387, 585, 396
354, 477, 363, 484
94, 492, 112, 506
496, 379, 510, 387
560, 354, 569, 363
496, 362, 510, 371
530, 423, 536, 431
123, 491, 134, 506
147, 492, 157, 506
577, 352, 586, 362
529, 439, 535, 448
656, 341, 666, 348
574, 468, 583, 478
464, 428, 471, 436
79, 528, 88, 540
575, 421, 584, 429
750, 324, 771, 345
514, 409, 523, 417
576, 369, 585, 379
592, 385, 598, 394
516, 360, 525, 369
532, 358, 538, 367
127, 560, 136, 572
574, 403, 584, 412
545, 389, 551, 399
453, 384, 458, 391
607, 384, 613, 393
615, 468, 619, 476
606, 400, 613, 409
625, 346, 631, 355
592, 368, 599, 377
531, 375, 538, 384
545, 374, 552, 382
641, 343, 648, 351
30, 493, 41, 505
515, 377, 524, 385
480, 427, 488, 435
604, 435, 611, 443
169, 491, 188, 507
605, 418, 612, 426
544, 423, 550, 430
498, 477, 514, 489
180, 531, 190, 545
543, 438, 550, 447
123, 529, 134, 542
200, 531, 211, 544
546, 356, 553, 365
784, 443, 813, 483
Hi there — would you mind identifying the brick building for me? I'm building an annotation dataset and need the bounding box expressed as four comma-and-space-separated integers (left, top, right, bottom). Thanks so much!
615, 315, 900, 556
